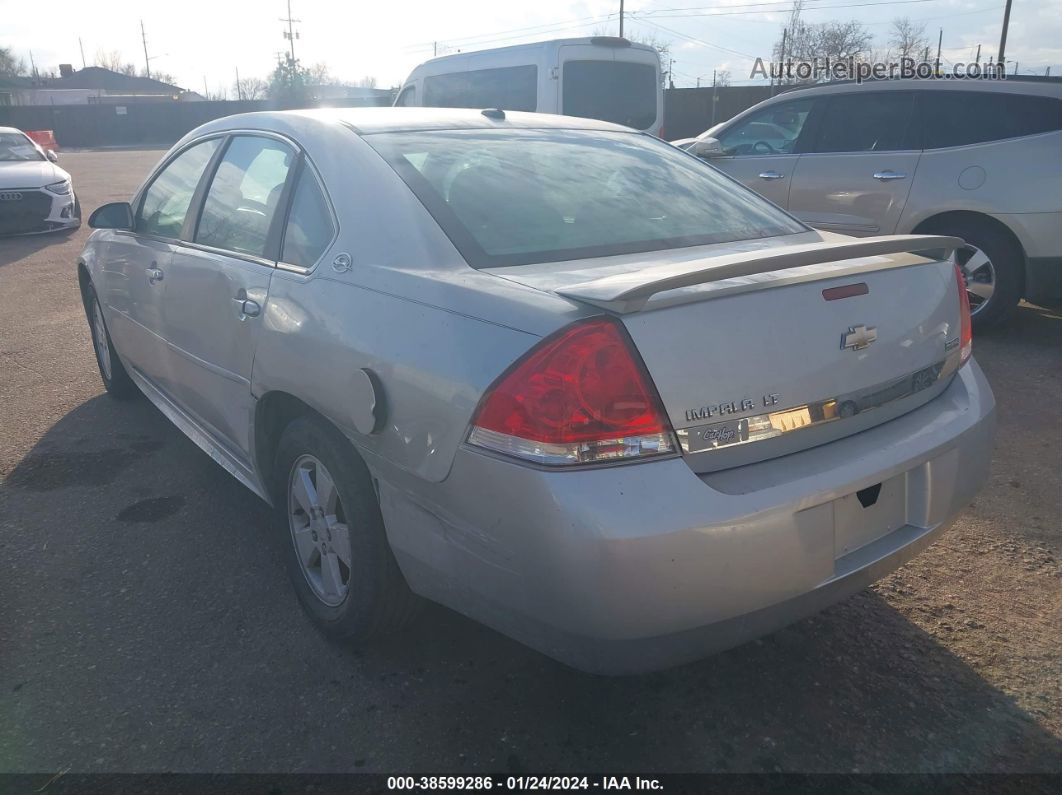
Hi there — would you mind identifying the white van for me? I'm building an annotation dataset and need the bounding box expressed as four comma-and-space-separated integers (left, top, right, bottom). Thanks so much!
394, 37, 664, 137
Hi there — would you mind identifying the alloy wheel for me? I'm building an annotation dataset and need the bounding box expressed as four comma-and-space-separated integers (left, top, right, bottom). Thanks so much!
287, 454, 353, 607
956, 244, 996, 317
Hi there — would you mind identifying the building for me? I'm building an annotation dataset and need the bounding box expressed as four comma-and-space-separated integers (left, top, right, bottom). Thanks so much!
0, 65, 186, 106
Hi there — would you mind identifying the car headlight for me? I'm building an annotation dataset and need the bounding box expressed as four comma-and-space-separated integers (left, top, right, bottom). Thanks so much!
45, 180, 72, 195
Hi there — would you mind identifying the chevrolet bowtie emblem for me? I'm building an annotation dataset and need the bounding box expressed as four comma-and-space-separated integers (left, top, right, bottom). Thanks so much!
841, 324, 877, 351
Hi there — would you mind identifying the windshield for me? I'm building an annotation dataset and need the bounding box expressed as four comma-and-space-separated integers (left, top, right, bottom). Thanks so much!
366, 128, 806, 268
0, 132, 45, 162
562, 60, 658, 130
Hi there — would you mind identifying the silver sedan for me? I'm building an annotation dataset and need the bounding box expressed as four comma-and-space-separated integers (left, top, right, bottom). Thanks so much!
78, 108, 995, 673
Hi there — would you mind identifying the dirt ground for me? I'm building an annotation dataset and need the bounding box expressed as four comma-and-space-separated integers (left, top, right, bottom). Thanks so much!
0, 149, 1059, 773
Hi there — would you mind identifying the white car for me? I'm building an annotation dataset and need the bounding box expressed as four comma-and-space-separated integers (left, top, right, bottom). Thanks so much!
0, 126, 80, 235
678, 78, 1062, 326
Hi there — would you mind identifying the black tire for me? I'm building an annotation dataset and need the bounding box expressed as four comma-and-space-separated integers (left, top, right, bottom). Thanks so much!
84, 284, 138, 399
272, 414, 421, 640
926, 218, 1023, 328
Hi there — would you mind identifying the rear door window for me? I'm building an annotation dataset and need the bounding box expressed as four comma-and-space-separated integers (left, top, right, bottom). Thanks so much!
137, 138, 221, 238
562, 61, 657, 130
423, 66, 537, 111
194, 135, 295, 258
281, 167, 336, 269
813, 92, 918, 153
923, 91, 1062, 149
395, 85, 416, 106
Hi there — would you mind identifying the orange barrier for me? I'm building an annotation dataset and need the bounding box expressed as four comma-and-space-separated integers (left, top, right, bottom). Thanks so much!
25, 130, 59, 152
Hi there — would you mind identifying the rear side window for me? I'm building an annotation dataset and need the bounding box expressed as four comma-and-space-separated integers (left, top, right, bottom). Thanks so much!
423, 66, 537, 112
281, 167, 335, 268
137, 138, 220, 238
923, 92, 1062, 149
195, 136, 294, 258
395, 85, 416, 106
562, 61, 658, 130
813, 92, 917, 153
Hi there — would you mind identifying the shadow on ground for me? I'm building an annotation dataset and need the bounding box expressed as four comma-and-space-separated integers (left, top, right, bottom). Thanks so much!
1, 385, 1060, 773
0, 228, 78, 268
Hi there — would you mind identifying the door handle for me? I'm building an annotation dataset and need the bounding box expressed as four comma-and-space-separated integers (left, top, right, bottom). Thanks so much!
234, 297, 261, 319
758, 171, 785, 180
146, 266, 164, 283
873, 171, 907, 181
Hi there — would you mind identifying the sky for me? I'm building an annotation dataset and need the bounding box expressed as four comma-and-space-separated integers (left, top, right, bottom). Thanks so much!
4, 0, 1060, 93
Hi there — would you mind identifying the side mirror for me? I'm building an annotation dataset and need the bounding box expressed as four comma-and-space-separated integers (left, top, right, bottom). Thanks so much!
689, 137, 724, 159
46, 150, 58, 163
88, 201, 134, 231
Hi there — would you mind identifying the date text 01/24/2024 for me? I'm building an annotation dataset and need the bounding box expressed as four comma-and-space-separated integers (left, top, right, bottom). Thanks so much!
387, 776, 664, 791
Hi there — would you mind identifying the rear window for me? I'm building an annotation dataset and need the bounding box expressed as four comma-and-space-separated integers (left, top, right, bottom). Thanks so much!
423, 66, 537, 112
364, 129, 806, 268
562, 61, 658, 130
923, 91, 1062, 149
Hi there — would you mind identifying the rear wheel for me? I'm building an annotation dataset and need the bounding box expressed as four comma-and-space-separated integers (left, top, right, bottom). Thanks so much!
85, 285, 137, 399
925, 219, 1023, 328
272, 414, 421, 640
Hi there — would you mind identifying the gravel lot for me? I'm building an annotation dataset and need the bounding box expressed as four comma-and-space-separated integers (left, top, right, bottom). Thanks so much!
0, 150, 1059, 774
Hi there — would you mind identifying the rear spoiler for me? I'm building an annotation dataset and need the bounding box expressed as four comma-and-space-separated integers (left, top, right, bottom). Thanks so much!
555, 235, 962, 313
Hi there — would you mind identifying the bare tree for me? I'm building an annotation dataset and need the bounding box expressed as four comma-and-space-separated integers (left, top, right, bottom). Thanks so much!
356, 75, 378, 89
0, 46, 27, 77
234, 76, 268, 100
306, 62, 333, 85
772, 2, 873, 84
889, 17, 929, 60
715, 69, 731, 87
95, 49, 129, 72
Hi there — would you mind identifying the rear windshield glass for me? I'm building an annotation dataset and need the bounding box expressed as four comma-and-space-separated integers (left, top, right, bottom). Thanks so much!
562, 61, 657, 130
365, 129, 806, 268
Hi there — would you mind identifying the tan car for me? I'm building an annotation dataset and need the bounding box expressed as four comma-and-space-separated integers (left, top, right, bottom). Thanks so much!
680, 77, 1062, 326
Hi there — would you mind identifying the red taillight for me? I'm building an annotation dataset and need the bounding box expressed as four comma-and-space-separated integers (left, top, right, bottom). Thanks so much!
954, 264, 973, 364
468, 318, 675, 465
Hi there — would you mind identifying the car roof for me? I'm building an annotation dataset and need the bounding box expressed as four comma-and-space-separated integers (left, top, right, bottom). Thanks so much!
187, 107, 635, 139
0, 126, 28, 135
776, 76, 1062, 99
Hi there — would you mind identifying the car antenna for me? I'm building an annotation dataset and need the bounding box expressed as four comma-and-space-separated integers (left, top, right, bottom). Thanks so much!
481, 108, 505, 120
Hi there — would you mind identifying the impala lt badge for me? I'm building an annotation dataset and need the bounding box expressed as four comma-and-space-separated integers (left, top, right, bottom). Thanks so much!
841, 324, 877, 351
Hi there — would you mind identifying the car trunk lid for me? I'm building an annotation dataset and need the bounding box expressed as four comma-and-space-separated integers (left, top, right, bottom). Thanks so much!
487, 232, 966, 472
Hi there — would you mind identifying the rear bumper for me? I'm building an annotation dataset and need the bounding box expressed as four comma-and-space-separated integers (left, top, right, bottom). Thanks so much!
378, 360, 996, 674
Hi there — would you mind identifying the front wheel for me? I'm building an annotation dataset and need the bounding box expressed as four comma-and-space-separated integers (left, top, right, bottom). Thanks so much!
85, 285, 137, 399
272, 414, 421, 640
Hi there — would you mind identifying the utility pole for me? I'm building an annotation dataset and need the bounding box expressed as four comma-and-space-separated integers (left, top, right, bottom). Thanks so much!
619, 0, 624, 38
235, 65, 242, 100
281, 0, 301, 63
203, 76, 209, 99
975, 43, 981, 64
79, 37, 87, 69
433, 41, 437, 57
141, 20, 151, 79
935, 28, 942, 75
28, 50, 38, 81
772, 27, 787, 97
922, 46, 930, 64
997, 0, 1013, 65
711, 69, 718, 125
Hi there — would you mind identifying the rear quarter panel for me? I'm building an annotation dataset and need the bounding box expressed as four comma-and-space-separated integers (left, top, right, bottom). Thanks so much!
248, 117, 589, 483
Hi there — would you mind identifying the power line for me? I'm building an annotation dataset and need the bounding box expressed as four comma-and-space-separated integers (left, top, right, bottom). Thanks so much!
635, 18, 759, 58
405, 13, 614, 53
